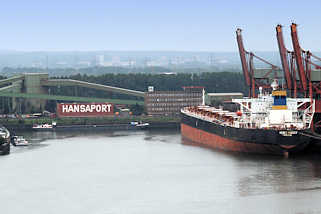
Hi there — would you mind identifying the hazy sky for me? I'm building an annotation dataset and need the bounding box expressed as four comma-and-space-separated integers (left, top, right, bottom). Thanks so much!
1, 0, 321, 52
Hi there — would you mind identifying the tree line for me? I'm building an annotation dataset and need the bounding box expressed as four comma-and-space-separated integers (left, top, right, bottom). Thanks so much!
53, 72, 247, 96
1, 66, 240, 76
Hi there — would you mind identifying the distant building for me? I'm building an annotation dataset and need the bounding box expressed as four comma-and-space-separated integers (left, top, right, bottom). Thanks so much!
145, 86, 204, 116
112, 56, 121, 66
56, 62, 68, 67
77, 61, 91, 67
96, 55, 104, 66
208, 55, 215, 65
103, 62, 113, 66
128, 59, 136, 67
31, 62, 43, 68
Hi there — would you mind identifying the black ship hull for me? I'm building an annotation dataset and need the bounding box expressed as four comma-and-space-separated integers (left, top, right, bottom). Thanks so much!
181, 112, 311, 155
0, 141, 10, 155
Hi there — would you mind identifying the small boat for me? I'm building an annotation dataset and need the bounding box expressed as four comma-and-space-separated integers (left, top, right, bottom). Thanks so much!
32, 122, 56, 131
130, 121, 150, 129
12, 136, 28, 146
136, 122, 150, 129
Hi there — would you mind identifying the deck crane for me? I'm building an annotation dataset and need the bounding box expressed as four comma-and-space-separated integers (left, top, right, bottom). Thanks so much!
236, 28, 281, 97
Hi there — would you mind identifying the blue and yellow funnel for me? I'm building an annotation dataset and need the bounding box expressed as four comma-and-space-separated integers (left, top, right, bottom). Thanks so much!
272, 90, 287, 110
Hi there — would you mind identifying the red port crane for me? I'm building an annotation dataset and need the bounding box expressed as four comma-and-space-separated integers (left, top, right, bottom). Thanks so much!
276, 23, 321, 132
236, 28, 281, 97
291, 23, 309, 92
276, 24, 292, 91
289, 23, 321, 101
275, 24, 301, 97
238, 24, 321, 133
236, 29, 251, 87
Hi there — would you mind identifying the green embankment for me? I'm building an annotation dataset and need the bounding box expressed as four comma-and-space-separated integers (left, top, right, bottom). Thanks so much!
0, 116, 180, 127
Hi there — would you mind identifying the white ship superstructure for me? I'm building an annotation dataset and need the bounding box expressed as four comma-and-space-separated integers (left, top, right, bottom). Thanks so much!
232, 89, 314, 131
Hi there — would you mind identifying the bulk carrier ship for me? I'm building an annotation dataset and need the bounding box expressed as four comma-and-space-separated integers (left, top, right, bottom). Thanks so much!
181, 81, 315, 156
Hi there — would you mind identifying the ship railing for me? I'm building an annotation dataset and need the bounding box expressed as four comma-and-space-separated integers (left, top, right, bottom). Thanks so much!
183, 110, 214, 123
182, 107, 241, 127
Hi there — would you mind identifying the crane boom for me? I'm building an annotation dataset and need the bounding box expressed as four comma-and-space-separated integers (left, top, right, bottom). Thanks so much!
236, 28, 251, 86
276, 24, 292, 90
291, 23, 308, 91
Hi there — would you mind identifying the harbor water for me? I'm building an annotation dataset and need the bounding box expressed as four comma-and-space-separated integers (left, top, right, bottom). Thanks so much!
1, 129, 321, 214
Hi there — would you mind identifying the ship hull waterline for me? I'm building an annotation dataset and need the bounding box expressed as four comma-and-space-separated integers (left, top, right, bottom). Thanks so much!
181, 113, 311, 156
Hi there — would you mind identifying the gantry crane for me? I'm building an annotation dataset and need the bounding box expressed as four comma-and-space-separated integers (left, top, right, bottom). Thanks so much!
236, 28, 281, 97
276, 24, 321, 101
291, 23, 309, 93
276, 25, 292, 92
288, 23, 321, 132
275, 24, 302, 98
239, 23, 321, 132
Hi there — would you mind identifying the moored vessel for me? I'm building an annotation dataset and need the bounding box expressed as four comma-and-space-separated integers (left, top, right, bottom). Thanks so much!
32, 122, 57, 131
181, 81, 315, 156
0, 126, 11, 155
130, 121, 150, 130
11, 136, 29, 146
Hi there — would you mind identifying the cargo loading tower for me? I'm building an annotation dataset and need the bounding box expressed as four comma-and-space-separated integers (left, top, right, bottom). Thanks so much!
236, 29, 282, 97
237, 23, 321, 133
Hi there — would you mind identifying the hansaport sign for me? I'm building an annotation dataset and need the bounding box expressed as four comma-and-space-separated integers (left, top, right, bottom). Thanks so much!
57, 103, 114, 117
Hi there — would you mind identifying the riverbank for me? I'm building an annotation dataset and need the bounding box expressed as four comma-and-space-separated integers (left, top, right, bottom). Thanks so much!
0, 116, 180, 131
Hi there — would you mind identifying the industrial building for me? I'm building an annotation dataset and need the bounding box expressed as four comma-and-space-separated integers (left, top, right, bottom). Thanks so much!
144, 86, 204, 116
